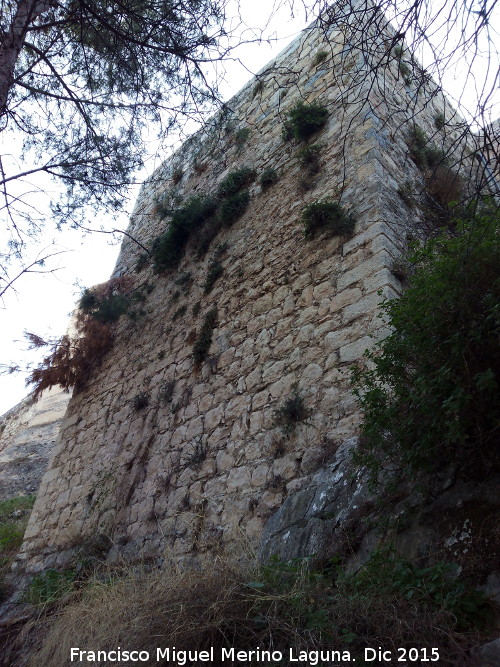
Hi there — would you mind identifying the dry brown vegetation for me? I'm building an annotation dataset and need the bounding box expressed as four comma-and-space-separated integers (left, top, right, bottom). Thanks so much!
11, 554, 491, 667
26, 276, 134, 398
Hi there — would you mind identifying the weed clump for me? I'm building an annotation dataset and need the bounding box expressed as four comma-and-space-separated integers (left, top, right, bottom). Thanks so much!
217, 167, 256, 198
234, 127, 251, 151
0, 495, 35, 600
275, 385, 309, 434
193, 307, 217, 365
259, 168, 279, 189
313, 50, 328, 67
295, 144, 321, 175
283, 100, 328, 141
23, 553, 490, 665
301, 200, 356, 239
133, 392, 149, 411
434, 113, 445, 130
204, 259, 223, 294
407, 125, 446, 172
152, 195, 217, 272
24, 568, 76, 605
218, 191, 250, 226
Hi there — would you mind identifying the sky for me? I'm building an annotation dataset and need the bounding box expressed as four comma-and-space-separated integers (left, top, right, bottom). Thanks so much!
0, 0, 499, 416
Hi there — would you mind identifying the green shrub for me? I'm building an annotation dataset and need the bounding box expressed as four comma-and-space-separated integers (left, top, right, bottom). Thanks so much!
283, 100, 328, 141
434, 113, 445, 130
79, 286, 130, 324
152, 195, 216, 272
341, 548, 490, 631
295, 144, 321, 174
313, 50, 328, 67
21, 554, 490, 664
217, 167, 256, 198
301, 200, 356, 239
218, 190, 250, 226
203, 259, 224, 294
160, 380, 175, 403
174, 271, 192, 286
259, 167, 279, 189
352, 205, 500, 478
193, 307, 217, 365
0, 495, 35, 585
0, 495, 35, 523
234, 127, 251, 151
274, 385, 309, 434
0, 524, 24, 552
407, 125, 446, 171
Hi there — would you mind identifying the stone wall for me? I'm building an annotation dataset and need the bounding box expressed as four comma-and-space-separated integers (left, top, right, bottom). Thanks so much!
16, 5, 481, 574
0, 388, 70, 502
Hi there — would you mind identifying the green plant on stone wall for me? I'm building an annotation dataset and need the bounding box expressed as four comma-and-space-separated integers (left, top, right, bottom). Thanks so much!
152, 194, 217, 272
434, 113, 445, 131
407, 126, 446, 172
217, 167, 256, 198
274, 384, 310, 434
204, 259, 223, 294
174, 271, 192, 286
398, 61, 412, 85
282, 100, 328, 141
133, 392, 150, 411
234, 127, 251, 152
313, 50, 328, 67
218, 190, 250, 226
24, 568, 76, 605
193, 307, 217, 365
301, 200, 356, 239
79, 287, 130, 324
259, 168, 279, 189
295, 144, 322, 174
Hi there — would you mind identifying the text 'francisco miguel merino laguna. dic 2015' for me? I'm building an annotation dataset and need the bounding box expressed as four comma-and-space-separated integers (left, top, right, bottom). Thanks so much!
70, 647, 357, 665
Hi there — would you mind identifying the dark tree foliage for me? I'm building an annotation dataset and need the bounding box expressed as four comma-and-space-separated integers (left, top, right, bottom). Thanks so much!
0, 0, 233, 291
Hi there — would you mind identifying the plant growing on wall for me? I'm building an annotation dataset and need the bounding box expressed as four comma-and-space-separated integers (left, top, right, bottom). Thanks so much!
152, 195, 217, 272
259, 168, 279, 189
406, 126, 446, 172
217, 167, 256, 198
352, 204, 500, 479
204, 259, 224, 294
26, 276, 135, 397
218, 191, 250, 226
282, 101, 328, 141
193, 307, 217, 365
295, 144, 322, 175
274, 384, 310, 434
301, 200, 356, 239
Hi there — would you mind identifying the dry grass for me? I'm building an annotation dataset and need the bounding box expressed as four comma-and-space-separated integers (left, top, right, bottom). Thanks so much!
15, 552, 490, 667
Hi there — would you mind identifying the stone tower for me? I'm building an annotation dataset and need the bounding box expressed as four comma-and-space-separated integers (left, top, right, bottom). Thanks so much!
16, 2, 484, 575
